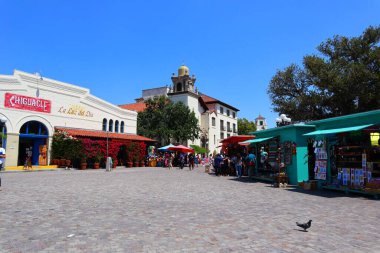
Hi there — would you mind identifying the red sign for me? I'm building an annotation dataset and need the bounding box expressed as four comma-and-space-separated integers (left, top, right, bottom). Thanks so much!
4, 93, 51, 113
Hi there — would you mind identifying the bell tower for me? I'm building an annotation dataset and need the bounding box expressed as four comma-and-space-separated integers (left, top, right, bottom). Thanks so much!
255, 114, 267, 131
170, 65, 197, 93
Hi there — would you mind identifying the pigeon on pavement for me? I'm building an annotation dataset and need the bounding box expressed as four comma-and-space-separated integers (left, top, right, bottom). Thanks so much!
296, 220, 312, 232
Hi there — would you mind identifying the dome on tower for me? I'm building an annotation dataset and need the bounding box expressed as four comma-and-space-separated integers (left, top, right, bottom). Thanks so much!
178, 65, 190, 76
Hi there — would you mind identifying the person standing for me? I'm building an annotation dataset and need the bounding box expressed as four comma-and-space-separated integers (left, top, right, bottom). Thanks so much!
235, 153, 243, 178
188, 153, 195, 171
168, 153, 173, 170
214, 154, 223, 176
246, 151, 256, 178
0, 143, 6, 190
260, 147, 269, 170
179, 153, 185, 169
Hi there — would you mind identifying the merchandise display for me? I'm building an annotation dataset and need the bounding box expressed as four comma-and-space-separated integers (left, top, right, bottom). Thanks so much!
328, 131, 380, 195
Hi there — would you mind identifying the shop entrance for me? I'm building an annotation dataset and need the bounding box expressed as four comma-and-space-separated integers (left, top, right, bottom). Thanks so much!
18, 121, 48, 166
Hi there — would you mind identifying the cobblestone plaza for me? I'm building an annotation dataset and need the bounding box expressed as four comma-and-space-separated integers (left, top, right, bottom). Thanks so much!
1, 167, 380, 252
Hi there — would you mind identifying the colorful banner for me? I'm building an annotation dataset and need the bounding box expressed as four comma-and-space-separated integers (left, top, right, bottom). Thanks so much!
4, 93, 51, 113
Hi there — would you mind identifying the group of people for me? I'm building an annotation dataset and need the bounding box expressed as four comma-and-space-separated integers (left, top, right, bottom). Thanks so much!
150, 147, 270, 178
158, 152, 213, 171
212, 147, 269, 178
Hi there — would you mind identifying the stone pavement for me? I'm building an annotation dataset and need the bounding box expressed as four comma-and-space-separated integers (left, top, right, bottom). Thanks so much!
1, 166, 379, 253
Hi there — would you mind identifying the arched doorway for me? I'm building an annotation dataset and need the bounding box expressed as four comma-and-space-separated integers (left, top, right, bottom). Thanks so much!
18, 121, 49, 166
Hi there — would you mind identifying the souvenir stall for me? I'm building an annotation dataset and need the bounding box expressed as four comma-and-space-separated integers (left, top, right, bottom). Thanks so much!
304, 110, 380, 198
246, 124, 315, 185
220, 135, 255, 156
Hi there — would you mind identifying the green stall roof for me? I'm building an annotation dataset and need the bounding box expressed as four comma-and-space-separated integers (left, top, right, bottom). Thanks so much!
303, 124, 373, 136
239, 137, 274, 144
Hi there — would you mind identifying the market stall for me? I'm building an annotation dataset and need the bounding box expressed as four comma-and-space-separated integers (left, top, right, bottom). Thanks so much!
304, 110, 380, 198
247, 124, 315, 185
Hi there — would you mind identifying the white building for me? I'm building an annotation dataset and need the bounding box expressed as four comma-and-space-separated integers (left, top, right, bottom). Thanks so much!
0, 70, 152, 168
120, 65, 239, 154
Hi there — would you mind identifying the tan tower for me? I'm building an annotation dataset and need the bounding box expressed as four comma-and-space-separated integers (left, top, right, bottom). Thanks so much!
170, 65, 197, 93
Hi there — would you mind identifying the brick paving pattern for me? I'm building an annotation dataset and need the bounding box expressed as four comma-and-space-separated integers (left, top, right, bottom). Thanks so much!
1, 167, 380, 252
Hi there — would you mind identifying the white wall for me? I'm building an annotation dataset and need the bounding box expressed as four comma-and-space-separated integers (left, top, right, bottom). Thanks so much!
0, 70, 138, 167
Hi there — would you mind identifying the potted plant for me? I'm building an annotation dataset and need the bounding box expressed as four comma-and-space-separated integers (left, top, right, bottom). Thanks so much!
132, 151, 140, 167
79, 154, 88, 170
93, 153, 102, 169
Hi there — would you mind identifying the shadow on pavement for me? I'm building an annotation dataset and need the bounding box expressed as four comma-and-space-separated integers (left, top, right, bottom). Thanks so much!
283, 186, 377, 200
228, 177, 263, 183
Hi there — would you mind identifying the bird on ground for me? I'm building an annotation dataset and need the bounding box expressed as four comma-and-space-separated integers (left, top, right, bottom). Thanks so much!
296, 220, 312, 231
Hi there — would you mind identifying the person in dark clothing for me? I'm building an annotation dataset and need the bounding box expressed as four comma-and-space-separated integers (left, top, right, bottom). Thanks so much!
214, 154, 223, 176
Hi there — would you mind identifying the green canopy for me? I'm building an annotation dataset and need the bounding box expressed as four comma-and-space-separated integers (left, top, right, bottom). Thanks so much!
239, 137, 274, 144
303, 124, 373, 136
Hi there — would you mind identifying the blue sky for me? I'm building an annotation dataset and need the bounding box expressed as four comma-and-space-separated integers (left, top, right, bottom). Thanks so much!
1, 0, 379, 127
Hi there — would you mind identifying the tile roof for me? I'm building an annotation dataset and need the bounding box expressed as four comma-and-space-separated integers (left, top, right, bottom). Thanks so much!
201, 94, 219, 103
55, 127, 155, 142
118, 102, 146, 112
200, 94, 239, 112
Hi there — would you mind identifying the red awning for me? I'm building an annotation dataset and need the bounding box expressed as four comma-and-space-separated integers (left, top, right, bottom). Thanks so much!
55, 127, 155, 142
168, 145, 194, 153
220, 135, 255, 144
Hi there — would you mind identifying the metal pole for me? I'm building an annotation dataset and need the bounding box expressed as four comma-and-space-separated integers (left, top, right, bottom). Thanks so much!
106, 130, 109, 159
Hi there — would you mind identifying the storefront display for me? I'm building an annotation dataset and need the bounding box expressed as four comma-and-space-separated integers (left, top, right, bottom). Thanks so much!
304, 110, 380, 197
314, 140, 327, 180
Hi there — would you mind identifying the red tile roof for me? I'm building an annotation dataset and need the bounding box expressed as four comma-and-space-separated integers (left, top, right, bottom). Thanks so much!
55, 127, 155, 142
118, 102, 146, 112
200, 94, 239, 112
201, 94, 218, 103
256, 114, 265, 120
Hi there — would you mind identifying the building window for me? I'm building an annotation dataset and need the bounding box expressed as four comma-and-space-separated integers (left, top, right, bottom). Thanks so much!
220, 120, 224, 131
214, 135, 216, 145
115, 120, 119, 133
212, 117, 216, 126
109, 119, 113, 132
259, 120, 263, 126
233, 123, 236, 133
220, 107, 224, 114
227, 110, 230, 117
232, 112, 236, 118
227, 122, 231, 132
102, 118, 107, 131
220, 132, 224, 140
227, 133, 230, 138
120, 121, 125, 133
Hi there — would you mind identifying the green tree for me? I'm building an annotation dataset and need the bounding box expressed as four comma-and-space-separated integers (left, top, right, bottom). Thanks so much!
268, 25, 380, 121
137, 96, 171, 144
238, 118, 256, 135
137, 96, 200, 145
